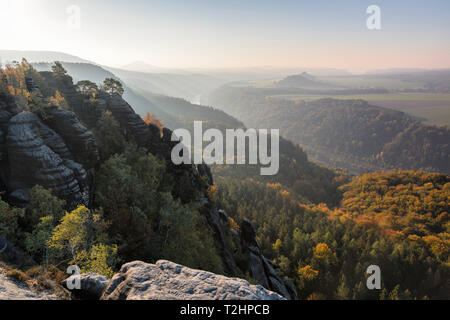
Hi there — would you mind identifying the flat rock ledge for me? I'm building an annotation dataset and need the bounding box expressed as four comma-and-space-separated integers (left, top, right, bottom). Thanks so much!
101, 260, 285, 300
0, 268, 59, 300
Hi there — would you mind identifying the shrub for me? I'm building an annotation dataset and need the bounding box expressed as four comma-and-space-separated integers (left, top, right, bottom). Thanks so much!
6, 269, 29, 282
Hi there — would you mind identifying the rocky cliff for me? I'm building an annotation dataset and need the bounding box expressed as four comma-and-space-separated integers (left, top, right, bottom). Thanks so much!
0, 72, 296, 299
6, 112, 92, 208
64, 260, 284, 300
0, 84, 98, 209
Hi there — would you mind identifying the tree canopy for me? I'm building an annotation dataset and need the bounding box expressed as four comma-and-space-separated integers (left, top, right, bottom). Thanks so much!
102, 78, 124, 96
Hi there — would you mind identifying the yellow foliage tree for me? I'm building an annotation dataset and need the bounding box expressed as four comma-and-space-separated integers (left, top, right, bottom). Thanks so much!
272, 238, 282, 252
228, 216, 240, 232
314, 242, 333, 260
206, 184, 218, 202
298, 265, 319, 280
143, 112, 164, 134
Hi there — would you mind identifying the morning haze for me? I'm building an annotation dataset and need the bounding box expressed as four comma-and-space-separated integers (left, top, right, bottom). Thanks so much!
1, 0, 449, 72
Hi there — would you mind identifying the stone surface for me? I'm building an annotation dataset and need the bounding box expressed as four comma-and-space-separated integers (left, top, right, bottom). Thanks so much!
0, 76, 294, 301
43, 105, 99, 169
240, 219, 297, 300
101, 260, 285, 300
6, 112, 89, 208
0, 91, 19, 162
201, 208, 237, 274
64, 272, 108, 300
0, 267, 59, 300
0, 78, 98, 209
104, 93, 150, 147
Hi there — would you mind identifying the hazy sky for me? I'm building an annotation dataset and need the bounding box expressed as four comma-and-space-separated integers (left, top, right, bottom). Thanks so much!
1, 0, 449, 71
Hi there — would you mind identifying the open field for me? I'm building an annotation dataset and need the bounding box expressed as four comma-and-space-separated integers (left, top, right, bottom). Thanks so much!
270, 93, 450, 126
318, 76, 426, 90
370, 100, 450, 126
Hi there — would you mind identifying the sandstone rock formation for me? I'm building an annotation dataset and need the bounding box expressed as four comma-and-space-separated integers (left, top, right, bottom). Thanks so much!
43, 106, 99, 169
6, 112, 90, 207
201, 208, 237, 273
64, 272, 109, 300
103, 93, 150, 147
240, 219, 297, 300
0, 79, 98, 209
0, 74, 296, 300
92, 92, 211, 195
0, 267, 59, 300
0, 91, 19, 163
101, 260, 285, 300
197, 209, 298, 299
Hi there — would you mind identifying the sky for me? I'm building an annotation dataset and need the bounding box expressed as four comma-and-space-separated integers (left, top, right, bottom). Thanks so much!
0, 0, 449, 72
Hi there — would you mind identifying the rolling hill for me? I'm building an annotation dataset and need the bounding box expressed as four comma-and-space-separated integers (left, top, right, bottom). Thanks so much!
207, 86, 450, 174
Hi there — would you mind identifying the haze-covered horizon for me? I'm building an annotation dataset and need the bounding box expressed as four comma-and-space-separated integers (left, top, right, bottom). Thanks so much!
0, 0, 449, 73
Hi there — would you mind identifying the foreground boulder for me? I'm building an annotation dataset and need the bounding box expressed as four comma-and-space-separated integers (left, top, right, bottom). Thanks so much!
64, 272, 108, 300
101, 260, 285, 300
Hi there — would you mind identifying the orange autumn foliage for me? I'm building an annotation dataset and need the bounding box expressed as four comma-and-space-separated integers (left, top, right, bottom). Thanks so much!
143, 112, 163, 135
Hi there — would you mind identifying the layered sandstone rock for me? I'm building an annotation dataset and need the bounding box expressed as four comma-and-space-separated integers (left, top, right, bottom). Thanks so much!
42, 105, 99, 169
64, 272, 109, 300
240, 219, 297, 300
6, 112, 89, 208
103, 93, 150, 147
101, 260, 284, 300
0, 75, 296, 300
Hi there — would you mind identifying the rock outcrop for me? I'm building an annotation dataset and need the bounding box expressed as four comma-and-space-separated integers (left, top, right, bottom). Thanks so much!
0, 262, 63, 301
101, 260, 285, 300
0, 267, 59, 300
0, 78, 98, 209
42, 106, 99, 169
198, 209, 298, 300
201, 208, 237, 273
240, 219, 297, 300
0, 74, 295, 300
6, 112, 90, 208
39, 71, 84, 112
0, 91, 19, 163
64, 272, 109, 300
92, 92, 210, 194
102, 93, 151, 147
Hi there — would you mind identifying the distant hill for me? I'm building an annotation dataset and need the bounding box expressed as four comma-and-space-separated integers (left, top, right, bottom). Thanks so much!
360, 69, 450, 93
120, 61, 183, 74
0, 50, 91, 65
106, 66, 227, 103
277, 72, 331, 88
208, 86, 450, 174
0, 50, 227, 103
364, 68, 450, 75
29, 60, 339, 204
30, 61, 243, 132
